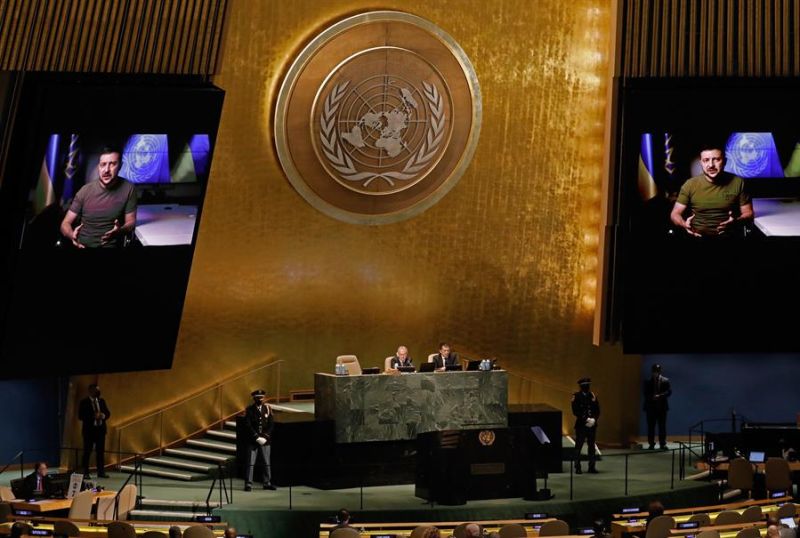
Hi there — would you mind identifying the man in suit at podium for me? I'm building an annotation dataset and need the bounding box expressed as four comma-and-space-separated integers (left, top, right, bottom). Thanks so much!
643, 364, 672, 450
572, 377, 600, 474
244, 389, 276, 491
432, 342, 459, 372
79, 383, 110, 478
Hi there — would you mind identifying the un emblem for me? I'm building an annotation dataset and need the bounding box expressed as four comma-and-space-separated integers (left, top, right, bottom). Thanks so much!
275, 11, 481, 224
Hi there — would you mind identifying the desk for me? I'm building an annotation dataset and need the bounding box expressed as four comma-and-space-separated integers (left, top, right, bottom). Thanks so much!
318, 518, 557, 538
698, 461, 800, 472
315, 370, 508, 443
10, 490, 115, 513
134, 204, 197, 246
612, 497, 793, 519
752, 198, 800, 237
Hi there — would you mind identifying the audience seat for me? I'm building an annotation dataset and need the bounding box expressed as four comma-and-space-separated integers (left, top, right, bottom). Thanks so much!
410, 526, 437, 538
734, 528, 761, 538
727, 458, 754, 497
142, 532, 168, 538
645, 515, 675, 538
765, 458, 792, 495
688, 514, 711, 526
53, 521, 80, 537
740, 505, 762, 523
107, 521, 137, 538
538, 520, 570, 537
498, 523, 527, 538
0, 487, 14, 502
775, 503, 796, 519
67, 489, 94, 520
714, 511, 742, 525
329, 528, 360, 538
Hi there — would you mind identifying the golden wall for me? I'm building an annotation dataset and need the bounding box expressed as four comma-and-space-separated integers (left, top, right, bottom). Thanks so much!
68, 0, 640, 454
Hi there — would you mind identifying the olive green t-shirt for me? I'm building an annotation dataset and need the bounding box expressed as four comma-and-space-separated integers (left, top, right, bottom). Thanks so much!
676, 173, 750, 236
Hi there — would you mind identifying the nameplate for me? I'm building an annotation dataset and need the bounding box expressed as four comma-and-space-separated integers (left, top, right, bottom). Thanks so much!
470, 462, 505, 475
194, 516, 221, 523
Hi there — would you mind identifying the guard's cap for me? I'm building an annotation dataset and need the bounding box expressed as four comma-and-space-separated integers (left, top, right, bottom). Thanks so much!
251, 389, 266, 397
577, 377, 591, 386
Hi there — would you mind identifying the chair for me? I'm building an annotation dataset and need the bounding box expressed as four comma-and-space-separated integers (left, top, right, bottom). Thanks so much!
499, 523, 528, 538
336, 355, 362, 376
410, 526, 437, 538
53, 521, 81, 537
142, 532, 167, 538
384, 356, 395, 372
727, 458, 755, 495
0, 486, 14, 501
68, 489, 94, 519
427, 353, 437, 363
688, 514, 711, 526
775, 503, 796, 519
714, 511, 742, 525
97, 483, 137, 520
735, 528, 761, 538
329, 528, 360, 538
765, 458, 792, 494
107, 521, 138, 538
696, 531, 720, 538
644, 515, 675, 538
539, 520, 570, 537
740, 505, 762, 523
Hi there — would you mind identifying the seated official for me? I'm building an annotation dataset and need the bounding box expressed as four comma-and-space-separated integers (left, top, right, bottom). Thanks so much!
388, 346, 413, 371
431, 342, 459, 372
23, 462, 54, 498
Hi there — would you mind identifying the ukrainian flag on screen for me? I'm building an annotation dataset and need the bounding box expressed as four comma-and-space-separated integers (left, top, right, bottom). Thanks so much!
724, 132, 784, 178
120, 134, 170, 183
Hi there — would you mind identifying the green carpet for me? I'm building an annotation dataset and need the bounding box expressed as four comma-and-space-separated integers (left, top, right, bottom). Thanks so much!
1, 449, 719, 538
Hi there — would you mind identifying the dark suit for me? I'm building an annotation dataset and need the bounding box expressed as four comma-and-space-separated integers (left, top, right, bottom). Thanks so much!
572, 390, 600, 471
643, 374, 672, 448
244, 402, 274, 486
79, 396, 110, 475
432, 352, 459, 369
22, 471, 53, 499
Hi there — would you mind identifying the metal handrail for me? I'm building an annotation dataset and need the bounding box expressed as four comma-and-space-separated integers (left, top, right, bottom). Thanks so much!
114, 359, 283, 462
115, 359, 285, 429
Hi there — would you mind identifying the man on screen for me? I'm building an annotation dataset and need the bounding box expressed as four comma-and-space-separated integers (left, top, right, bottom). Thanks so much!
60, 146, 137, 248
670, 143, 754, 238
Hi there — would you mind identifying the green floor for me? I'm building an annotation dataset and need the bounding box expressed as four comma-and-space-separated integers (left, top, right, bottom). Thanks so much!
2, 448, 719, 538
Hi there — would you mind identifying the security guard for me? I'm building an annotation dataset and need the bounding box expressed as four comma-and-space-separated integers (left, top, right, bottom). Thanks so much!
571, 377, 600, 474
244, 389, 276, 491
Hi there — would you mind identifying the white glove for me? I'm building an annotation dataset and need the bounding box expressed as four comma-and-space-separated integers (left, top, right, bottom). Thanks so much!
585, 418, 596, 428
256, 436, 267, 446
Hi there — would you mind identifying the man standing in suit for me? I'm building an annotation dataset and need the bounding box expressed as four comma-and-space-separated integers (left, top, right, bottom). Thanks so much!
572, 377, 600, 474
432, 342, 460, 372
643, 363, 672, 450
244, 389, 276, 491
79, 383, 110, 478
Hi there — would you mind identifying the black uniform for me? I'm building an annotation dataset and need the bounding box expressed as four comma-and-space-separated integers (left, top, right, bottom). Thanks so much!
572, 389, 600, 472
643, 374, 672, 449
244, 401, 274, 488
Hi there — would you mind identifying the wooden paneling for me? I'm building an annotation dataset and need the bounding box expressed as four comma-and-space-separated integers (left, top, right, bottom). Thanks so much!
0, 0, 227, 74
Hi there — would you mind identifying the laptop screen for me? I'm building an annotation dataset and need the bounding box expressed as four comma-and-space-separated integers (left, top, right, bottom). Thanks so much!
780, 517, 797, 529
748, 451, 765, 463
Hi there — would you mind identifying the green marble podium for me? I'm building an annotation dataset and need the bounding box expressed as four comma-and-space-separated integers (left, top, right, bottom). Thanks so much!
314, 370, 508, 443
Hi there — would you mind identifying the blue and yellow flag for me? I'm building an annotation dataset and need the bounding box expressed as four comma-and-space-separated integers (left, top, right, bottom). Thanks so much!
637, 133, 657, 201
33, 134, 59, 215
61, 133, 79, 207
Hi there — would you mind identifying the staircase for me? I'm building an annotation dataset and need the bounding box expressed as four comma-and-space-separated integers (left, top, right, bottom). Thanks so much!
129, 498, 223, 522
119, 421, 238, 481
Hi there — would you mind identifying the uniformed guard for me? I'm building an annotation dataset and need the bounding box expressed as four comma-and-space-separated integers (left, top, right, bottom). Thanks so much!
571, 377, 600, 474
244, 389, 276, 491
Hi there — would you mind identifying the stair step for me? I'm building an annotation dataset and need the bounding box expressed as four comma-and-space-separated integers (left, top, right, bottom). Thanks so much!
186, 439, 237, 453
164, 447, 232, 463
129, 509, 199, 521
141, 499, 222, 509
144, 456, 216, 473
206, 430, 237, 441
119, 464, 207, 481
224, 421, 237, 430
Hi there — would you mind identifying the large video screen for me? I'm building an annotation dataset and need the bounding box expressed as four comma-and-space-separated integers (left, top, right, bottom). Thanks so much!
0, 74, 224, 378
24, 132, 211, 249
615, 79, 800, 353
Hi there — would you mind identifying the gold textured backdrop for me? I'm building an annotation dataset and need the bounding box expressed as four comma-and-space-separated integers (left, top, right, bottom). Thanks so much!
68, 0, 640, 455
